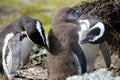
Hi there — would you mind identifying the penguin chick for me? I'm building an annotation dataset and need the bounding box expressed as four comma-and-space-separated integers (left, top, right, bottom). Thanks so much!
47, 7, 87, 80
0, 16, 47, 80
78, 15, 111, 72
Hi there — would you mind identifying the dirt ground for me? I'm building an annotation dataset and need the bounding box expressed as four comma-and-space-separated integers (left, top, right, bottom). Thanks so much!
11, 53, 119, 80
95, 53, 120, 76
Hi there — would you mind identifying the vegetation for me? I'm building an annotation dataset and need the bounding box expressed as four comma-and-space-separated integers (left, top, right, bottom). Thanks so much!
0, 0, 94, 34
0, 0, 120, 34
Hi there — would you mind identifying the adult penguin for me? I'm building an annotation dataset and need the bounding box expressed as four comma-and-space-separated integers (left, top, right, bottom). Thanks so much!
78, 15, 111, 72
47, 7, 87, 80
0, 16, 48, 80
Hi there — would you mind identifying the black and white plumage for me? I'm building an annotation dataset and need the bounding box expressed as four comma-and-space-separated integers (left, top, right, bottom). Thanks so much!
47, 7, 87, 80
0, 16, 47, 80
78, 16, 106, 44
73, 0, 120, 55
78, 15, 111, 72
2, 33, 20, 79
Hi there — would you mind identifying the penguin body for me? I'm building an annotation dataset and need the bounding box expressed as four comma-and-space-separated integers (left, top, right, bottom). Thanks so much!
80, 41, 99, 72
20, 31, 34, 66
78, 15, 111, 72
0, 16, 47, 79
47, 7, 87, 80
2, 33, 20, 79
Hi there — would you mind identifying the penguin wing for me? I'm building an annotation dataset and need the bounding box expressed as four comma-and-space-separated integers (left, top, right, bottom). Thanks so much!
72, 52, 82, 74
7, 33, 20, 73
72, 43, 87, 74
99, 41, 111, 68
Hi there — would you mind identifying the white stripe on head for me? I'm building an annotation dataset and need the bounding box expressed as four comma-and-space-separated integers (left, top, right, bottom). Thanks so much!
36, 21, 45, 44
79, 20, 90, 31
78, 20, 90, 42
89, 22, 105, 42
2, 33, 14, 79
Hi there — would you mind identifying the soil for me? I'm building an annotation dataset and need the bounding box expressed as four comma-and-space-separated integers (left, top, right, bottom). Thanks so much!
12, 53, 120, 80
95, 53, 120, 76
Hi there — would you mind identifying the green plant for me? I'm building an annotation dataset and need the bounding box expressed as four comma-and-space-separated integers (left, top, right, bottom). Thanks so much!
30, 45, 47, 66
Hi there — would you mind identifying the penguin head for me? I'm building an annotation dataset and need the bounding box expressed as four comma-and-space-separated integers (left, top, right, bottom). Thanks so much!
66, 8, 82, 21
80, 21, 106, 44
52, 7, 82, 24
25, 20, 48, 49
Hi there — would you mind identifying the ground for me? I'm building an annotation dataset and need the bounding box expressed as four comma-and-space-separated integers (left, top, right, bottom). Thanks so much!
11, 53, 120, 80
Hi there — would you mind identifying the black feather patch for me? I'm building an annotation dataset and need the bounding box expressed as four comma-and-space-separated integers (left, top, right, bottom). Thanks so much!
20, 34, 27, 41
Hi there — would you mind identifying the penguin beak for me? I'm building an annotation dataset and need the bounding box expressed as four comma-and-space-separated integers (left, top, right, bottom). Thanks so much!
80, 36, 92, 44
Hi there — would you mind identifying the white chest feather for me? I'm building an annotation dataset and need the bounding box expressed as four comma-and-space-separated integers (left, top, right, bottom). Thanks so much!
20, 37, 34, 64
78, 22, 100, 72
2, 33, 15, 79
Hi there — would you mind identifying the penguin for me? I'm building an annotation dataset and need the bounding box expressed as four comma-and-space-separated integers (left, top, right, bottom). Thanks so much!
0, 16, 48, 80
73, 0, 120, 55
47, 7, 87, 80
78, 15, 111, 72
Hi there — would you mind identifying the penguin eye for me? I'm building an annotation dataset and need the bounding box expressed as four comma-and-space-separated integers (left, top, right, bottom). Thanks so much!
67, 9, 77, 21
69, 9, 77, 16
67, 8, 76, 13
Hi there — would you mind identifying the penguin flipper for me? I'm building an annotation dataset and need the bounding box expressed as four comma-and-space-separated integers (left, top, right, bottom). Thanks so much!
7, 33, 20, 79
72, 44, 87, 74
99, 41, 111, 68
72, 52, 82, 74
